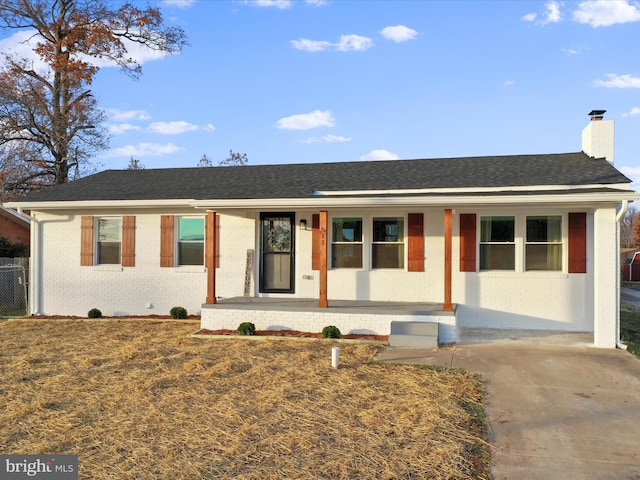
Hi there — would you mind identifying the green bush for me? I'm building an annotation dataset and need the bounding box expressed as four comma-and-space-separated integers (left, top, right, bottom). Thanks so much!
170, 306, 188, 319
88, 308, 102, 319
237, 322, 256, 336
322, 325, 341, 339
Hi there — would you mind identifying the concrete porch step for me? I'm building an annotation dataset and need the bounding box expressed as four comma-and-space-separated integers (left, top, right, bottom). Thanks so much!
389, 321, 439, 348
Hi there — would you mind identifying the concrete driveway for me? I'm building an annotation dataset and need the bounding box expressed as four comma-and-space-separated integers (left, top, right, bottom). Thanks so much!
376, 343, 640, 479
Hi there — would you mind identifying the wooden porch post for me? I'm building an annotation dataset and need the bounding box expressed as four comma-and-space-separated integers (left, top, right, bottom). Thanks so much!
444, 208, 453, 312
206, 211, 217, 304
318, 210, 328, 308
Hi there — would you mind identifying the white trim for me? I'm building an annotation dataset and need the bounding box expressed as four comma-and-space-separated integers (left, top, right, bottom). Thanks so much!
312, 182, 633, 196
6, 188, 637, 212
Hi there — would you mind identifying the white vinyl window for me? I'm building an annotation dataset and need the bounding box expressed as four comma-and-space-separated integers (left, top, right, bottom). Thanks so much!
97, 217, 122, 265
177, 217, 205, 266
525, 216, 562, 271
331, 217, 363, 268
479, 216, 515, 270
372, 217, 404, 269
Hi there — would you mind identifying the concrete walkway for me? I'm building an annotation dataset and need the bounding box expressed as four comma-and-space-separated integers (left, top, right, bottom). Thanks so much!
376, 342, 640, 479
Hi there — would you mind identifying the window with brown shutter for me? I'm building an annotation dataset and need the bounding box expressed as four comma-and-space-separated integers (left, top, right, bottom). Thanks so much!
81, 216, 94, 266
122, 216, 136, 267
407, 213, 424, 272
160, 215, 174, 267
459, 213, 477, 272
568, 212, 587, 273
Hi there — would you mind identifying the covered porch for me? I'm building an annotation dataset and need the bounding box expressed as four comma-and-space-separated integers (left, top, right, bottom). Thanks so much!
201, 297, 458, 344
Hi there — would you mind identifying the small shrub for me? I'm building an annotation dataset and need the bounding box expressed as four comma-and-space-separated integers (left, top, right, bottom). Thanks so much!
170, 306, 188, 319
237, 322, 256, 336
88, 308, 102, 319
322, 325, 341, 339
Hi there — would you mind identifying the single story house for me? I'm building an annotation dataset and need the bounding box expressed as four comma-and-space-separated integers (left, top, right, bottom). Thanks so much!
5, 112, 638, 348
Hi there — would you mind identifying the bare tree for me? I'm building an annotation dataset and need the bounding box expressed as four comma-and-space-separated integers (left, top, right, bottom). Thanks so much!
0, 0, 187, 197
621, 205, 637, 248
218, 149, 248, 167
196, 154, 213, 168
126, 156, 144, 170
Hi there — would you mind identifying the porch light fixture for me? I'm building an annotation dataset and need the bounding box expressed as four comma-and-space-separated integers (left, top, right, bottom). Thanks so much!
300, 219, 307, 228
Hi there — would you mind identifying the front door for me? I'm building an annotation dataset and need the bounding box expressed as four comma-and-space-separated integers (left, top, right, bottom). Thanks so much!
260, 213, 295, 293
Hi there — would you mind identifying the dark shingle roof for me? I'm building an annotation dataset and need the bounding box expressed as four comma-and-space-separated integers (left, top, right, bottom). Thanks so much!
12, 152, 632, 203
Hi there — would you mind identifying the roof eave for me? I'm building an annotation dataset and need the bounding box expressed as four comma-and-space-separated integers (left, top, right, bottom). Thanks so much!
5, 188, 637, 212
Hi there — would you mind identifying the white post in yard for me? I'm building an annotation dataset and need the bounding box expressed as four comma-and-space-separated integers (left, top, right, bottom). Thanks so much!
331, 347, 339, 369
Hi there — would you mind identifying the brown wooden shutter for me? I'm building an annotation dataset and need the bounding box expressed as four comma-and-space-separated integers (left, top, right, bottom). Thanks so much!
407, 213, 424, 272
568, 212, 587, 274
459, 213, 477, 272
81, 216, 94, 266
160, 215, 174, 267
122, 216, 136, 267
312, 214, 320, 270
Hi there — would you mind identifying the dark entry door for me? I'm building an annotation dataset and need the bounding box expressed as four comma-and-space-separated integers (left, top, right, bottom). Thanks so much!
260, 213, 295, 293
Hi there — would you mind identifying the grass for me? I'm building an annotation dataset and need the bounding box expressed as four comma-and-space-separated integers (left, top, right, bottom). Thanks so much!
621, 307, 640, 357
621, 282, 640, 357
0, 319, 491, 479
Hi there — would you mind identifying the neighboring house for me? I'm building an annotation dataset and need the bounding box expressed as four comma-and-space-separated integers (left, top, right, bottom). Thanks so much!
0, 206, 30, 249
5, 112, 638, 348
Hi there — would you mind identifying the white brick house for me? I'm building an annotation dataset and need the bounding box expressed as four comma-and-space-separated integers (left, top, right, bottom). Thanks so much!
6, 112, 638, 347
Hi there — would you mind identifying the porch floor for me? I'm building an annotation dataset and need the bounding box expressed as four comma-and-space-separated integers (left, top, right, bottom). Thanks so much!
205, 297, 456, 316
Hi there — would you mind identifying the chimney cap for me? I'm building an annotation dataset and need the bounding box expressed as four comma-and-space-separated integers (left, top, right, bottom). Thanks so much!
588, 109, 606, 117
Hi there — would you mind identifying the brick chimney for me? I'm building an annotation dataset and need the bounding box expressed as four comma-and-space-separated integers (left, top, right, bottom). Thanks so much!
582, 110, 614, 163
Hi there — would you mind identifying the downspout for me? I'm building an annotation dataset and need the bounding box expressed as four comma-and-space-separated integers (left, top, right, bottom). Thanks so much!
616, 200, 629, 350
16, 207, 40, 316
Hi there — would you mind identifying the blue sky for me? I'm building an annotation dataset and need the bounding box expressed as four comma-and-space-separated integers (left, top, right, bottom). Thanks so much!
1, 0, 639, 189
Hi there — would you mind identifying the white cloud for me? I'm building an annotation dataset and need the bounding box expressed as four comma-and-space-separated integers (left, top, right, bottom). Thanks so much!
359, 149, 400, 161
106, 109, 152, 122
305, 0, 327, 5
291, 34, 373, 52
622, 107, 640, 117
523, 1, 562, 25
620, 165, 640, 190
562, 44, 589, 55
336, 34, 373, 52
290, 39, 333, 52
162, 0, 197, 7
573, 0, 640, 27
147, 121, 212, 135
108, 123, 141, 135
0, 30, 49, 72
302, 134, 351, 144
276, 110, 334, 130
0, 28, 172, 74
503, 80, 515, 87
249, 0, 293, 8
109, 142, 182, 157
380, 25, 418, 43
593, 73, 640, 88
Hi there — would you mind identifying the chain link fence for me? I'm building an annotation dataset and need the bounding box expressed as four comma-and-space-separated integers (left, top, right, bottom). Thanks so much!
0, 259, 28, 317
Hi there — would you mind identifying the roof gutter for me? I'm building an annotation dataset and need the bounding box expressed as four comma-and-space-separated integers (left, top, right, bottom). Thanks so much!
15, 207, 41, 316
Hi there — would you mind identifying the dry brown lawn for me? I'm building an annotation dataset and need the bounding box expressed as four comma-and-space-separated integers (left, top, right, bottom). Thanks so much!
0, 319, 490, 479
